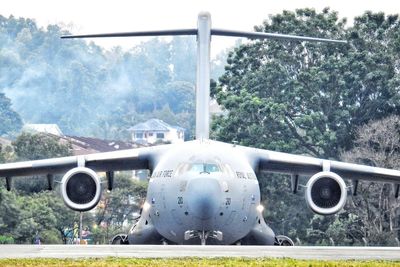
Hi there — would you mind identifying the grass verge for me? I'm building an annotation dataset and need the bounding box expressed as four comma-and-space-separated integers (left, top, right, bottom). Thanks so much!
0, 258, 400, 267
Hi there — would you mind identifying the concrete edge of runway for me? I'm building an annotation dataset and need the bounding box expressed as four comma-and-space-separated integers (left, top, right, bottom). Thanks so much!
0, 245, 400, 260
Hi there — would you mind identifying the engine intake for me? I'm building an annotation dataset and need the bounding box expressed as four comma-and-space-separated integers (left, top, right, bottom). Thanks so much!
305, 171, 347, 215
61, 167, 102, 211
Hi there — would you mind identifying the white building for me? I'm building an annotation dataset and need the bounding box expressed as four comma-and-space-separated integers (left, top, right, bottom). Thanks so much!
23, 124, 64, 136
130, 119, 185, 144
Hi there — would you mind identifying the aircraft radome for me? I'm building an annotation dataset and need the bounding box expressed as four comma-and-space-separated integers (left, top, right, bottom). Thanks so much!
1, 12, 399, 246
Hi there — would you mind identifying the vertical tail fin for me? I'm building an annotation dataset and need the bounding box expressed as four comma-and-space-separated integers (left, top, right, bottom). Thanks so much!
195, 12, 212, 140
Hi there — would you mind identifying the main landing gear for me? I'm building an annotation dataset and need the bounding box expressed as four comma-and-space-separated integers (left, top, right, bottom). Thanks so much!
110, 234, 129, 244
275, 235, 295, 246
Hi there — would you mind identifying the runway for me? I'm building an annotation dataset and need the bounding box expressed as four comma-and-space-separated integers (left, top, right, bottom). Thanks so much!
0, 245, 400, 260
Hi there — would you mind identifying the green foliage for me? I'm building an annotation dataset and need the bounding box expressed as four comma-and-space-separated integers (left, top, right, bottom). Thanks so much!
0, 134, 146, 244
12, 197, 55, 243
0, 144, 4, 163
211, 8, 400, 245
0, 92, 22, 136
339, 115, 400, 246
213, 8, 400, 159
0, 132, 77, 244
11, 132, 72, 194
0, 235, 14, 244
260, 174, 313, 243
0, 144, 15, 163
0, 187, 21, 235
13, 132, 72, 160
0, 188, 79, 244
93, 172, 147, 243
0, 15, 213, 139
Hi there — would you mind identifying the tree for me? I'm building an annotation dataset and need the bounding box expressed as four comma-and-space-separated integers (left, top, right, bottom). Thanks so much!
213, 9, 400, 159
0, 144, 4, 164
340, 115, 400, 245
11, 132, 71, 194
0, 190, 78, 244
13, 132, 71, 161
12, 192, 57, 243
163, 81, 195, 113
95, 173, 147, 227
0, 16, 196, 139
211, 8, 348, 245
0, 132, 76, 243
0, 92, 22, 136
0, 187, 21, 238
211, 9, 400, 245
93, 172, 148, 243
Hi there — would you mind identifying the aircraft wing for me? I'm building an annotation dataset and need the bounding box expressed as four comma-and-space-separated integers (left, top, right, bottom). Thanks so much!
0, 144, 171, 211
0, 145, 169, 178
243, 147, 400, 184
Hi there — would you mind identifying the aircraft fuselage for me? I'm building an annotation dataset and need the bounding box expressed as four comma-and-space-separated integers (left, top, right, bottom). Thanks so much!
128, 140, 272, 245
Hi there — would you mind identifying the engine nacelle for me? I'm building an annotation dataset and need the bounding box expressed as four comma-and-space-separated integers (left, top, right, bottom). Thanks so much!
61, 167, 102, 212
305, 171, 347, 215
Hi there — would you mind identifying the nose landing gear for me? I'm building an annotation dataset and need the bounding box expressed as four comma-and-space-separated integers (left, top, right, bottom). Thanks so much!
184, 230, 223, 245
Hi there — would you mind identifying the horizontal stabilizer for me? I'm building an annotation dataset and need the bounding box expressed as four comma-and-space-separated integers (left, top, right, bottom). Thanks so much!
62, 28, 346, 44
61, 29, 197, 39
211, 29, 347, 44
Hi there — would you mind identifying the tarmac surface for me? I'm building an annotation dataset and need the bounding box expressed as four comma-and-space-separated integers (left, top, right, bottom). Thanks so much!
0, 245, 400, 260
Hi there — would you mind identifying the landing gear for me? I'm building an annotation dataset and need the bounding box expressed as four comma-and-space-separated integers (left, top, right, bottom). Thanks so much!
110, 234, 129, 244
275, 235, 294, 246
184, 230, 223, 245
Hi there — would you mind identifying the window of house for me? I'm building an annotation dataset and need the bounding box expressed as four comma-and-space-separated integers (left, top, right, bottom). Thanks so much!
156, 133, 164, 139
135, 133, 143, 139
149, 133, 153, 137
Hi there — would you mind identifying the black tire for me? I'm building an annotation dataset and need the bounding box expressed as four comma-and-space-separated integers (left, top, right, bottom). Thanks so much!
275, 235, 294, 246
111, 234, 129, 244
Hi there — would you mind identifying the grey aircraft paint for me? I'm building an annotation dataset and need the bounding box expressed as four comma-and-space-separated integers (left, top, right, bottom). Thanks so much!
132, 140, 271, 245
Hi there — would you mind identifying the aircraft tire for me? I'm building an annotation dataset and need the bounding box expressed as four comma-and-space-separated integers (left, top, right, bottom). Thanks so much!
275, 235, 294, 246
110, 234, 129, 245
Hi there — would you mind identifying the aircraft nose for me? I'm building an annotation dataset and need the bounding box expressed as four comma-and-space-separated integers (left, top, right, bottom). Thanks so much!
186, 178, 221, 220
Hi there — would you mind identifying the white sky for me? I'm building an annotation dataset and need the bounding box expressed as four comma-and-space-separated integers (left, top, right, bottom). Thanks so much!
2, 0, 399, 56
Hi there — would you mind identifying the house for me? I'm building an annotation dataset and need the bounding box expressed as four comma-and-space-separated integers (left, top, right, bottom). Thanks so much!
23, 124, 64, 136
20, 123, 149, 180
129, 119, 185, 144
21, 124, 142, 155
57, 135, 149, 181
64, 135, 142, 156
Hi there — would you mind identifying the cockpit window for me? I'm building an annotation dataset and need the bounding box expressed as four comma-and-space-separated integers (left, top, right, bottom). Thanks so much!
174, 162, 239, 178
191, 163, 220, 173
175, 162, 222, 176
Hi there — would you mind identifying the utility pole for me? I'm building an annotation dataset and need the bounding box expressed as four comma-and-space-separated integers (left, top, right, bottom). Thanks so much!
79, 212, 83, 245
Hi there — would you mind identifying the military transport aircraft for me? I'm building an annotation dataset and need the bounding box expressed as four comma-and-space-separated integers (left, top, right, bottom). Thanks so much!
1, 12, 400, 246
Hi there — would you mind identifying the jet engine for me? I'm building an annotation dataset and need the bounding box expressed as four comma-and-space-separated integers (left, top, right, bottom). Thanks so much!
61, 167, 102, 212
305, 171, 347, 215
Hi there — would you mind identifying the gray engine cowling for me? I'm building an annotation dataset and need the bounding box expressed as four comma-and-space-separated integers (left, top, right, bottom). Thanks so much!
305, 171, 347, 215
61, 167, 102, 211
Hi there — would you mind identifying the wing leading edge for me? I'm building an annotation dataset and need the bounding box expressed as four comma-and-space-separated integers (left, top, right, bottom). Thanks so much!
243, 146, 400, 184
0, 145, 170, 178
